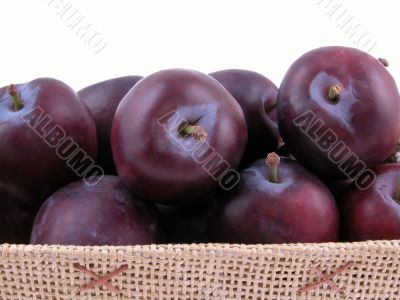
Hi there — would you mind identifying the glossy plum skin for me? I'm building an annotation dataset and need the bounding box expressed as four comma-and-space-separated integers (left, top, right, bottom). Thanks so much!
209, 157, 339, 243
210, 69, 279, 167
342, 164, 400, 241
278, 46, 400, 179
31, 176, 163, 246
111, 69, 247, 205
0, 187, 37, 244
0, 78, 97, 205
78, 76, 142, 174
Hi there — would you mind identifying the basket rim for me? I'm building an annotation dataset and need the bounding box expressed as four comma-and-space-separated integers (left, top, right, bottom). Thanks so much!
1, 240, 400, 258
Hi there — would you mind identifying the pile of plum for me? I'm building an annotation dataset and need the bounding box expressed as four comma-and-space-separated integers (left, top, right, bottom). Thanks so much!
1, 46, 400, 246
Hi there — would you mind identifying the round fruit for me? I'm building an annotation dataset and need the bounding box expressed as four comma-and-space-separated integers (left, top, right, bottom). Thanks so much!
111, 69, 247, 205
210, 69, 279, 167
342, 164, 400, 241
31, 176, 163, 246
0, 78, 98, 205
277, 46, 400, 180
209, 153, 339, 243
78, 76, 142, 174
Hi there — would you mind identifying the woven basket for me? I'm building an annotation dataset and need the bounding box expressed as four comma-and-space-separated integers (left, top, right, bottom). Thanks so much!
1, 241, 399, 300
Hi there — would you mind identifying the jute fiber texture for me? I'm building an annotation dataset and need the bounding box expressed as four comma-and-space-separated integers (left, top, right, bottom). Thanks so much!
0, 241, 399, 299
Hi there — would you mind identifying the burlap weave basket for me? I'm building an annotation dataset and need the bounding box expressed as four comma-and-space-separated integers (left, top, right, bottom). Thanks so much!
1, 241, 400, 299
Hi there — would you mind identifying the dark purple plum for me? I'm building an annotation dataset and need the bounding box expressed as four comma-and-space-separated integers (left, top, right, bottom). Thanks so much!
111, 69, 247, 206
78, 76, 142, 174
342, 164, 400, 241
277, 46, 400, 180
210, 69, 279, 167
209, 153, 339, 243
0, 78, 97, 205
31, 176, 163, 246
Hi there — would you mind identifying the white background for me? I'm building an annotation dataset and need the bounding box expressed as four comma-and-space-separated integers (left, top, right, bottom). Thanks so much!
2, 0, 399, 91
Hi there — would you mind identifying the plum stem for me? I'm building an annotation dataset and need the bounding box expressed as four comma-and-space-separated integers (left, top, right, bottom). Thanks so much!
378, 58, 389, 67
8, 84, 24, 111
266, 152, 280, 183
179, 122, 207, 142
327, 84, 342, 104
265, 101, 277, 114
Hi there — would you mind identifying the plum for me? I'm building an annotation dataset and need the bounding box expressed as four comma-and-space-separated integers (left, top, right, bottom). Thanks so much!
30, 176, 163, 246
342, 164, 400, 241
0, 78, 97, 205
210, 69, 279, 167
209, 153, 339, 243
277, 46, 400, 182
111, 69, 247, 205
78, 76, 142, 174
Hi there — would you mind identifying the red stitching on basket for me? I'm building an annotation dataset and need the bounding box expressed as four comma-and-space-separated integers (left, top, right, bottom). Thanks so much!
74, 263, 128, 293
298, 261, 354, 294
